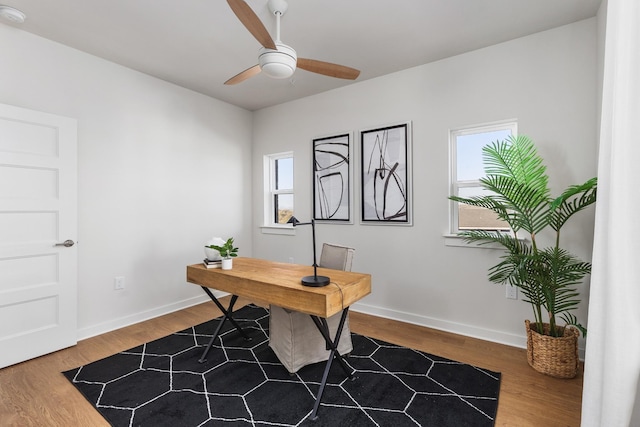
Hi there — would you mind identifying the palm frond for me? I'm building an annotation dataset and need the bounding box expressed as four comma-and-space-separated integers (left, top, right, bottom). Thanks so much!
561, 313, 587, 337
482, 135, 550, 197
549, 177, 598, 231
457, 229, 514, 248
479, 176, 551, 234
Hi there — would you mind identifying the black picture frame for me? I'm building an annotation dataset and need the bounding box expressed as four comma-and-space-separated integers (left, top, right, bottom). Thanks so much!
360, 122, 412, 225
312, 133, 352, 222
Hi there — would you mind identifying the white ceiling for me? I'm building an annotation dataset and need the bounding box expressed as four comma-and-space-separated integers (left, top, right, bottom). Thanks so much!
2, 0, 601, 111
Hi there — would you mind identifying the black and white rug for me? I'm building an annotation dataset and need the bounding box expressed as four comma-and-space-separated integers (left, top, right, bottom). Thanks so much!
63, 304, 501, 426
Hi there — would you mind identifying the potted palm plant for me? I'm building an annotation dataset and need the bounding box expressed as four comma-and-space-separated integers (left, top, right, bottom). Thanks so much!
205, 237, 238, 270
449, 135, 597, 378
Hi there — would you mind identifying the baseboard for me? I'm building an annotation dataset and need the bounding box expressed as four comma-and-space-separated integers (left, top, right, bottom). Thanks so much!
76, 292, 221, 341
77, 294, 585, 360
350, 301, 586, 360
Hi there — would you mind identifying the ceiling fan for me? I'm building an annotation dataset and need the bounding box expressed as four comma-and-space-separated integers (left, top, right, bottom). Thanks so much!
224, 0, 361, 85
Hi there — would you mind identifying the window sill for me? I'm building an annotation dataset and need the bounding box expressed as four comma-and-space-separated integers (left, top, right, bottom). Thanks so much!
444, 234, 497, 249
260, 225, 296, 236
443, 233, 521, 249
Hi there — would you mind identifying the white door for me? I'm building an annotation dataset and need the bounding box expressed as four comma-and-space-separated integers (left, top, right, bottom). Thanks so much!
0, 103, 78, 368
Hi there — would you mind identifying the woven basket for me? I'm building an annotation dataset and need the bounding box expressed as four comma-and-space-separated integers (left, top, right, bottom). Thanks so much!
525, 320, 579, 379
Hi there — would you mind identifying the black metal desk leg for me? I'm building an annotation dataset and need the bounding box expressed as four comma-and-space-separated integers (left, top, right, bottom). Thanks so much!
198, 290, 251, 363
201, 288, 251, 341
309, 308, 352, 420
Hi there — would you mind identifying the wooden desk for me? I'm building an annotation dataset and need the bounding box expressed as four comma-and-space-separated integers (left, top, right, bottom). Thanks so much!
186, 257, 371, 420
187, 257, 371, 317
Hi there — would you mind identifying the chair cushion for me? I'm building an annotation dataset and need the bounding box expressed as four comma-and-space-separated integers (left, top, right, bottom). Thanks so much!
269, 305, 352, 374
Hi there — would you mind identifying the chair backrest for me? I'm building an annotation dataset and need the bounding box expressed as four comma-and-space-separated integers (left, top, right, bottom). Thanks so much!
318, 243, 355, 272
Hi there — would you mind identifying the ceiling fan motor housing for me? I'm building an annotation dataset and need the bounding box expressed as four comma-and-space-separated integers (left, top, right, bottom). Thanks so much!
259, 43, 297, 79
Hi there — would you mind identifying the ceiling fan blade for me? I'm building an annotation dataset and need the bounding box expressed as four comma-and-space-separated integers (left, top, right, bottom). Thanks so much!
225, 64, 262, 85
227, 0, 276, 50
297, 58, 360, 80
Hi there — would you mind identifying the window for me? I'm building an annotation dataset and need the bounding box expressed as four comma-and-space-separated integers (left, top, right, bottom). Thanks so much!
450, 121, 517, 234
264, 152, 294, 227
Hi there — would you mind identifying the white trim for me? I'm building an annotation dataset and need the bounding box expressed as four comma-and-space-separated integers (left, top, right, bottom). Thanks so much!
260, 225, 296, 235
80, 290, 584, 361
351, 300, 585, 360
76, 293, 219, 340
449, 118, 518, 137
443, 229, 523, 248
443, 234, 505, 249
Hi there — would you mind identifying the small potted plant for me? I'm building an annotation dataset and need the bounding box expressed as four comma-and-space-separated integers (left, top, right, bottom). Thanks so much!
206, 237, 238, 270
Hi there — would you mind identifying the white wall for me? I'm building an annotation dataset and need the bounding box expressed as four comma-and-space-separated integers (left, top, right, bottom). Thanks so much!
0, 24, 253, 338
252, 19, 598, 351
0, 18, 598, 351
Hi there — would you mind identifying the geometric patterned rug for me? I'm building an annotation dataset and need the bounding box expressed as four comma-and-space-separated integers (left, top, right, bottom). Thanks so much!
63, 304, 501, 426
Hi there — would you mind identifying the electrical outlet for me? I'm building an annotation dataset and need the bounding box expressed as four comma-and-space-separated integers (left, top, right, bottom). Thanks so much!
288, 257, 294, 263
114, 276, 125, 290
505, 284, 517, 300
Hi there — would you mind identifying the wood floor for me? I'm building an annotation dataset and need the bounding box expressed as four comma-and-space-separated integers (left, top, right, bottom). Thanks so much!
0, 298, 583, 426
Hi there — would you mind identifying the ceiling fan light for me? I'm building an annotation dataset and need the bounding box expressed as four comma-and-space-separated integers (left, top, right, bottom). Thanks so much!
261, 61, 295, 79
0, 5, 26, 23
259, 44, 297, 79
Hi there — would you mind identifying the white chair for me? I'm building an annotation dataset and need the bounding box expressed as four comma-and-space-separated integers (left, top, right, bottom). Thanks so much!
269, 243, 355, 374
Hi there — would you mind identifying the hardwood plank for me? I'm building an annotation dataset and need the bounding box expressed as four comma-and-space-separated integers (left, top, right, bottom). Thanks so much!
0, 298, 582, 426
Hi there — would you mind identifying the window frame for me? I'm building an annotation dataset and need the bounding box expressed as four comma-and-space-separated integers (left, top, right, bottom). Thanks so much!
449, 120, 517, 236
262, 151, 294, 231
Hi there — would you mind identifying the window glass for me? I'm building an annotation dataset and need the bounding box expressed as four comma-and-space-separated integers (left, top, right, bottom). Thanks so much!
275, 157, 293, 190
457, 187, 510, 231
456, 130, 511, 181
275, 193, 293, 224
451, 122, 516, 233
264, 152, 294, 226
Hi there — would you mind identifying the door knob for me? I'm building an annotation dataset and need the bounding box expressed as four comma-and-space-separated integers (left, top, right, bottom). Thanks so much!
54, 239, 75, 247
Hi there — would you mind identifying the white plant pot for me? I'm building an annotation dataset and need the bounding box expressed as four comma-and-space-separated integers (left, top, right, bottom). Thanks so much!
221, 258, 233, 270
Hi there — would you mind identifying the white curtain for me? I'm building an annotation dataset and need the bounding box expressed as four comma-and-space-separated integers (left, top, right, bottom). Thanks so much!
581, 0, 640, 426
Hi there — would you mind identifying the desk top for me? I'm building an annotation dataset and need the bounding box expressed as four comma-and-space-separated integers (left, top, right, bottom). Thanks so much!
187, 257, 371, 318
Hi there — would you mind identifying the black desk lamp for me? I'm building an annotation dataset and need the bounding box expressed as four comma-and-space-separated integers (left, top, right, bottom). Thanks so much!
287, 216, 330, 287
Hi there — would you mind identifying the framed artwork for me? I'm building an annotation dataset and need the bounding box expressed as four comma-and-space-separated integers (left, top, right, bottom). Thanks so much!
360, 122, 412, 225
312, 133, 352, 222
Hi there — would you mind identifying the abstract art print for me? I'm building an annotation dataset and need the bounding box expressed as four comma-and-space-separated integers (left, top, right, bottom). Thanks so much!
313, 133, 352, 222
360, 122, 412, 225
